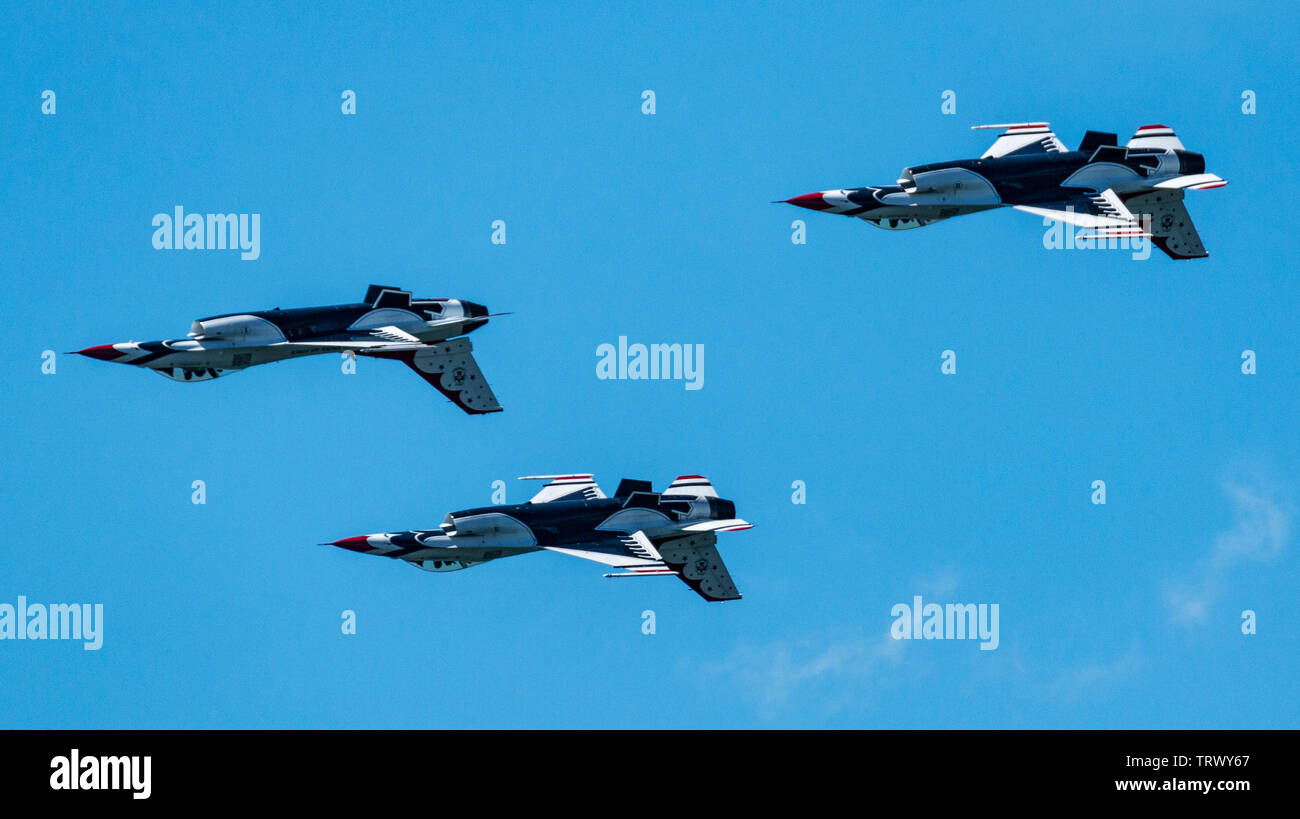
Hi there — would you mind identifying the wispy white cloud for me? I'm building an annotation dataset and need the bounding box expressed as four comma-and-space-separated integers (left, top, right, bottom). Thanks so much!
1047, 640, 1144, 702
702, 630, 904, 716
701, 572, 962, 717
911, 565, 961, 598
702, 576, 971, 718
1165, 479, 1293, 624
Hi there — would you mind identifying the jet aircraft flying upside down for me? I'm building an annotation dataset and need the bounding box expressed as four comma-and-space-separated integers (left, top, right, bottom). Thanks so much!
783, 122, 1227, 259
73, 284, 503, 414
327, 474, 753, 601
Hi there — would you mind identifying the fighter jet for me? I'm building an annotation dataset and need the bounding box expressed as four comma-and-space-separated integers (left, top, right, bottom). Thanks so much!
783, 123, 1226, 259
72, 284, 502, 414
326, 474, 753, 601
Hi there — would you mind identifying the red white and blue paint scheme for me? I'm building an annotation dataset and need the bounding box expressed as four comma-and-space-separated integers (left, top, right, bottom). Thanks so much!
72, 285, 503, 414
783, 123, 1226, 259
327, 474, 753, 602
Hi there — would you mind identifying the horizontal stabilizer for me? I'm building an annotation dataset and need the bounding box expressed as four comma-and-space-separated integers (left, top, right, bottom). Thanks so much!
1151, 173, 1227, 191
680, 518, 753, 533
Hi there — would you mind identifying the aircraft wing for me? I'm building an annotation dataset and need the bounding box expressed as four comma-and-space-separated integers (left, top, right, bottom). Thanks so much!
277, 338, 501, 413
544, 531, 671, 572
1121, 189, 1209, 259
1012, 188, 1143, 231
353, 339, 502, 414
654, 532, 742, 602
548, 530, 743, 602
1014, 187, 1209, 259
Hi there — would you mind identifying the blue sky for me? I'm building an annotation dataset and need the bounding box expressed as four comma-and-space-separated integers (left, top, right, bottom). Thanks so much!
2, 1, 1296, 728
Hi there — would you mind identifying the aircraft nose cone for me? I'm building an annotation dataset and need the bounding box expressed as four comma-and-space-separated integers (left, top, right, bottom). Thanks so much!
327, 536, 376, 553
73, 344, 124, 361
782, 192, 833, 211
461, 301, 489, 319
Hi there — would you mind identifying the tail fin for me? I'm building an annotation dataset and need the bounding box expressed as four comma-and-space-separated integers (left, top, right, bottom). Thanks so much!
1077, 130, 1118, 154
614, 478, 653, 498
518, 474, 607, 503
662, 475, 719, 498
1126, 124, 1184, 150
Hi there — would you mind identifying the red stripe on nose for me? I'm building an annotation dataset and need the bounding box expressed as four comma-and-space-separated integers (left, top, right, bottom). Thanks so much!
783, 192, 834, 211
329, 536, 374, 553
74, 344, 124, 361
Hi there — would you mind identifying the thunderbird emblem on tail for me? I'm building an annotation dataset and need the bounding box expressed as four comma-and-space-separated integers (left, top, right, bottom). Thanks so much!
72, 284, 504, 414
783, 123, 1226, 259
327, 474, 753, 601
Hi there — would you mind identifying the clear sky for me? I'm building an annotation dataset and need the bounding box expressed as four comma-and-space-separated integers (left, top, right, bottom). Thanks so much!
3, 1, 1296, 728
